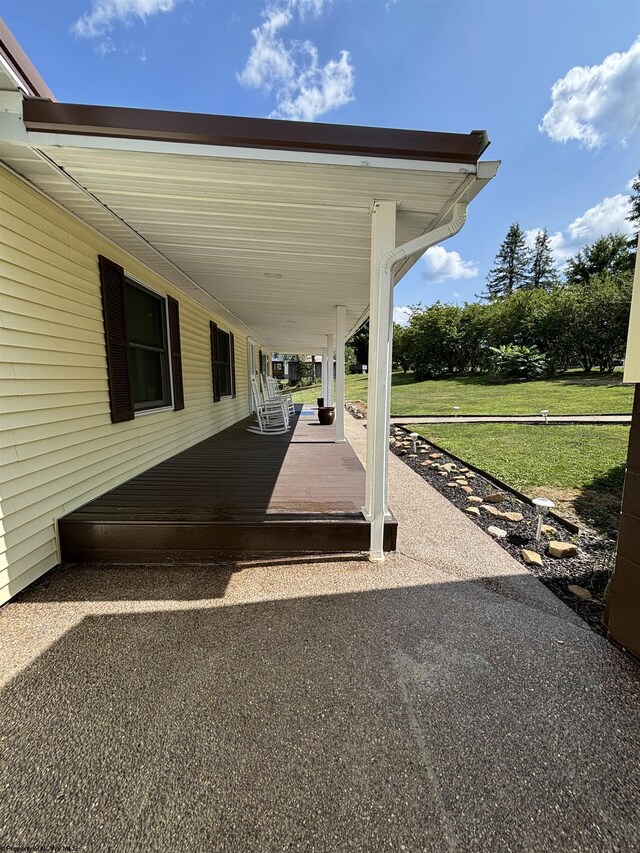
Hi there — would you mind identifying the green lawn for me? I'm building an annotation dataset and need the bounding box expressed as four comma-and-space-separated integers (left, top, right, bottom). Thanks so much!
412, 423, 629, 533
290, 371, 633, 416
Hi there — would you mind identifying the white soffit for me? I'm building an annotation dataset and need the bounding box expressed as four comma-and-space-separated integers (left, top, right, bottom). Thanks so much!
8, 137, 482, 352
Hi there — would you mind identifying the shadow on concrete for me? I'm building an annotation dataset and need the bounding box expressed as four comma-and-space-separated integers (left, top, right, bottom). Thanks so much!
14, 555, 366, 603
2, 579, 639, 851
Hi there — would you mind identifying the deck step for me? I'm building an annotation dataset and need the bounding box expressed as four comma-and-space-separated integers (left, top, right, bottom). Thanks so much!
59, 517, 398, 562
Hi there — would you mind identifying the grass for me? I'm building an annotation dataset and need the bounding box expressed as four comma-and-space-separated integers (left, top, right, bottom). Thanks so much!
412, 423, 629, 533
289, 370, 633, 416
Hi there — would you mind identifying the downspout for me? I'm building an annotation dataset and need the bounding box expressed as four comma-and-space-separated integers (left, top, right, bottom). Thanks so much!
381, 202, 468, 280
368, 201, 468, 561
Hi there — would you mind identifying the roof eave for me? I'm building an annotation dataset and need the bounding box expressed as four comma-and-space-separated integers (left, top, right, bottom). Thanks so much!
23, 100, 489, 165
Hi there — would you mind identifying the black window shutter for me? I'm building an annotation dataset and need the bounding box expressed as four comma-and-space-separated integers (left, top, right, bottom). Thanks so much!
98, 255, 134, 423
210, 321, 221, 402
258, 349, 263, 375
229, 332, 236, 398
167, 296, 184, 411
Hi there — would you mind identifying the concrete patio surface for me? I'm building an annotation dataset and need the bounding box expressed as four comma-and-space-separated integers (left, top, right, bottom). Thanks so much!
0, 417, 638, 852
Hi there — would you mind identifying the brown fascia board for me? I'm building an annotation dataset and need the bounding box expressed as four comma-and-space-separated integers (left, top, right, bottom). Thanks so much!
23, 100, 489, 164
0, 18, 55, 100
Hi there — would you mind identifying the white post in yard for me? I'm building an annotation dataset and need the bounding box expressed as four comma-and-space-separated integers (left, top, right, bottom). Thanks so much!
335, 305, 347, 443
326, 334, 334, 407
363, 200, 397, 561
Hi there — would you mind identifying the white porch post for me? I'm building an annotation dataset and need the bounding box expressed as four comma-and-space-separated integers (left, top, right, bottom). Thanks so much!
321, 348, 327, 403
335, 305, 347, 443
326, 334, 334, 406
363, 200, 397, 561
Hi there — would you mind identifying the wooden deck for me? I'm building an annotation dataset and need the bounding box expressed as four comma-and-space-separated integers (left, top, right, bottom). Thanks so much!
59, 407, 397, 562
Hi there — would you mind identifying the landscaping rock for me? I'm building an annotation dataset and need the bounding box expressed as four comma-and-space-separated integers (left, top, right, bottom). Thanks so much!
460, 486, 474, 494
466, 472, 476, 479
419, 447, 429, 453
446, 482, 457, 488
541, 524, 557, 536
467, 496, 483, 504
481, 504, 500, 516
484, 492, 506, 504
465, 507, 481, 517
429, 453, 443, 459
548, 541, 578, 559
522, 549, 543, 567
442, 463, 458, 472
454, 478, 468, 485
488, 526, 507, 539
568, 584, 592, 600
503, 511, 524, 522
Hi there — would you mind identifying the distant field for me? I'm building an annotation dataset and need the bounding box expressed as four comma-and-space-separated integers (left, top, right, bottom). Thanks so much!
412, 422, 629, 533
289, 371, 633, 416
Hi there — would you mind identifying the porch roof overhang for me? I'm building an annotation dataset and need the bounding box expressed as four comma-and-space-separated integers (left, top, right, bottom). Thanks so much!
1, 94, 499, 352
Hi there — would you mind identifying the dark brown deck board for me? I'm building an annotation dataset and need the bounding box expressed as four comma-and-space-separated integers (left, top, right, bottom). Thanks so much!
59, 408, 397, 560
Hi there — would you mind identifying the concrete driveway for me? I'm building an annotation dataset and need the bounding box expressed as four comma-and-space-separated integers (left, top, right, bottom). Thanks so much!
1, 418, 638, 852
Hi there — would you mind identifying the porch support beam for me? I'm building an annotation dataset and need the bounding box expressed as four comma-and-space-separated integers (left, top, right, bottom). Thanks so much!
335, 305, 347, 443
321, 348, 327, 403
363, 200, 397, 561
325, 335, 334, 407
364, 201, 469, 561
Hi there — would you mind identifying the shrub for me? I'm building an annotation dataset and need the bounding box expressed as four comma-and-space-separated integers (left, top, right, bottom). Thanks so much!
487, 344, 548, 380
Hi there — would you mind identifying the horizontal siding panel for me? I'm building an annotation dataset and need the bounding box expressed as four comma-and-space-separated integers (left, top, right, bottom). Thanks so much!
1, 165, 254, 603
0, 552, 60, 607
0, 402, 111, 431
1, 326, 107, 356
0, 345, 106, 369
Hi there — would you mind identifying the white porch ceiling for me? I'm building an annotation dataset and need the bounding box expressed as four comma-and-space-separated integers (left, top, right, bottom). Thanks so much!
2, 134, 493, 352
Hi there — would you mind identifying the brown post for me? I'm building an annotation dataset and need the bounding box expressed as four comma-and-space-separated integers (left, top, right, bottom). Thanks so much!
605, 385, 640, 659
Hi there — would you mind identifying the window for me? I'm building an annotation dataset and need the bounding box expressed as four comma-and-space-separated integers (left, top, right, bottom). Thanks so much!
124, 279, 172, 411
98, 255, 184, 423
216, 328, 232, 397
210, 322, 236, 401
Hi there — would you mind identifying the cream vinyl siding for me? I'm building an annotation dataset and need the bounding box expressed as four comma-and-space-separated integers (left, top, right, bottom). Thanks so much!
0, 166, 254, 603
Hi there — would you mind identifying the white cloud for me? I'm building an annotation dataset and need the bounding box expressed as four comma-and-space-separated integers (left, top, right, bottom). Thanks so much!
73, 0, 176, 39
421, 246, 479, 283
393, 306, 412, 326
540, 37, 640, 148
526, 191, 634, 264
273, 47, 353, 121
238, 0, 354, 121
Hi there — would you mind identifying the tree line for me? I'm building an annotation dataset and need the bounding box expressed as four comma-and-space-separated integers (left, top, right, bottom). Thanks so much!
390, 175, 638, 381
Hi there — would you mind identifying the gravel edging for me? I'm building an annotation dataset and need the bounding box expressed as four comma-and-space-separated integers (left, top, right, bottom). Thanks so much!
388, 425, 618, 636
395, 426, 579, 534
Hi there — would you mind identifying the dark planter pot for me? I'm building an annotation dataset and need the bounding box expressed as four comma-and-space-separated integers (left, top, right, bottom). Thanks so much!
317, 397, 325, 408
318, 406, 335, 426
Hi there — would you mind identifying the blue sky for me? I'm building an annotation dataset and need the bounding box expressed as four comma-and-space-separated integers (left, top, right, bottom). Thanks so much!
3, 0, 640, 321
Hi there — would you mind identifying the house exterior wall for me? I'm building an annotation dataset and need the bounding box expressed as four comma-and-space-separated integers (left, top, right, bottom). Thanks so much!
623, 236, 640, 383
605, 384, 640, 659
0, 166, 254, 603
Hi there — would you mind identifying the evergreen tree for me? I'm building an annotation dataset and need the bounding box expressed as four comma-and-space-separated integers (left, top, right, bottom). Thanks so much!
529, 228, 559, 290
485, 223, 531, 299
566, 234, 635, 286
628, 170, 640, 239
